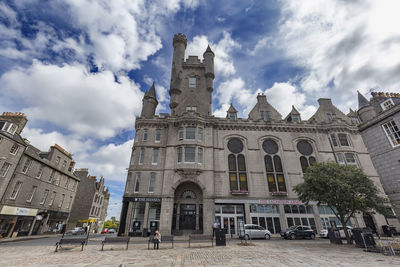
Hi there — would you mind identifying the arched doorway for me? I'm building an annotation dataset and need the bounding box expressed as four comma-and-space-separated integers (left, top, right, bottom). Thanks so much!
172, 181, 203, 234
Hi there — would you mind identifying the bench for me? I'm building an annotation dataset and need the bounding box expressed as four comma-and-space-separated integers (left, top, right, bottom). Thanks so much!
55, 237, 86, 252
189, 234, 213, 248
101, 236, 130, 251
148, 235, 174, 249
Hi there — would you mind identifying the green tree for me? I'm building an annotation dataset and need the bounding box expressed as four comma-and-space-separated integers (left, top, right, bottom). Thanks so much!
294, 162, 388, 244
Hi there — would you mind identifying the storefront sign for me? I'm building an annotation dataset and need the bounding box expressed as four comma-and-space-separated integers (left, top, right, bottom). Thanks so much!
133, 197, 161, 202
215, 199, 317, 205
0, 206, 38, 216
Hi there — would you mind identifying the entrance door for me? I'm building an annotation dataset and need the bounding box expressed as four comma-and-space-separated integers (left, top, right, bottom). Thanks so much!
179, 204, 196, 230
363, 214, 377, 233
222, 217, 236, 235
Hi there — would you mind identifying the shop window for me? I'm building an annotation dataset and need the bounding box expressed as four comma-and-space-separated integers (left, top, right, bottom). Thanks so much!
284, 205, 291, 213
130, 202, 146, 232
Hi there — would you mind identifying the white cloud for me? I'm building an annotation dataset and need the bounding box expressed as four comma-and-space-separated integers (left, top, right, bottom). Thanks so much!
0, 61, 142, 139
278, 0, 400, 108
186, 31, 241, 77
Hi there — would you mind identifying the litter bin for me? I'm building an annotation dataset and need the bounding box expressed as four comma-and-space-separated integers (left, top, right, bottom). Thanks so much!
328, 227, 342, 245
143, 228, 148, 237
352, 228, 376, 248
382, 225, 392, 237
215, 229, 226, 246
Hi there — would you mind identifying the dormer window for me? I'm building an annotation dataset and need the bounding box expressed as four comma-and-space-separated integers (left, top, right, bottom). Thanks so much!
186, 106, 197, 112
189, 77, 196, 88
381, 98, 395, 111
260, 111, 271, 121
292, 114, 300, 122
2, 122, 18, 135
228, 113, 237, 121
351, 117, 359, 124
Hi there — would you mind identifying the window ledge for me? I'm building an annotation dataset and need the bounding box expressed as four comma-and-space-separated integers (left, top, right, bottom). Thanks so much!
230, 190, 249, 195
271, 191, 288, 196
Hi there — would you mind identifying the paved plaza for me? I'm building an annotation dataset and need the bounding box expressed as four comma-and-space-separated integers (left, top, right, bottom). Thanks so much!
1, 235, 400, 266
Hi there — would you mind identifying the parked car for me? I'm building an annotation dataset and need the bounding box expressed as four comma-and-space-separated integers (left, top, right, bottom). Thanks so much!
101, 228, 109, 234
67, 227, 85, 235
243, 224, 271, 240
319, 226, 353, 239
280, 225, 316, 240
109, 229, 116, 234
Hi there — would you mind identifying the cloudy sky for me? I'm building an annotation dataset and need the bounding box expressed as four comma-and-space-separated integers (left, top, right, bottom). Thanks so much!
1, 0, 400, 219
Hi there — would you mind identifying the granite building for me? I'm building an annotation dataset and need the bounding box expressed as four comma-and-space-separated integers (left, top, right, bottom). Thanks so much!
68, 168, 110, 233
358, 91, 400, 219
119, 33, 398, 237
0, 112, 79, 238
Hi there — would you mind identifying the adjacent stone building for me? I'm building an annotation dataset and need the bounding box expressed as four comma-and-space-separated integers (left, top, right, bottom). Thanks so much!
0, 112, 79, 238
358, 91, 400, 219
68, 168, 110, 233
119, 33, 398, 237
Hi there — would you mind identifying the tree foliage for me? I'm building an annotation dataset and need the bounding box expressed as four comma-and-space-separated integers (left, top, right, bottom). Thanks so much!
294, 162, 388, 244
104, 216, 119, 229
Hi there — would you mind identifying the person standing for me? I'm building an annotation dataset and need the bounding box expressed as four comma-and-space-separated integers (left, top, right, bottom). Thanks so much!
153, 230, 161, 249
212, 221, 218, 237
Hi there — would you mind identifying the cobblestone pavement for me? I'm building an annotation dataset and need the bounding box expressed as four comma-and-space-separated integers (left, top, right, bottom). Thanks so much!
0, 237, 400, 266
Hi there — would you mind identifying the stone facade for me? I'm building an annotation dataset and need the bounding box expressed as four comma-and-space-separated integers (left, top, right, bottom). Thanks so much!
0, 112, 80, 238
358, 92, 400, 220
119, 33, 397, 237
68, 169, 110, 233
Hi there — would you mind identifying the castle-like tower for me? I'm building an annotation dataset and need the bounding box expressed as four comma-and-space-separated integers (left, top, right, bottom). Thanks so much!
119, 33, 398, 237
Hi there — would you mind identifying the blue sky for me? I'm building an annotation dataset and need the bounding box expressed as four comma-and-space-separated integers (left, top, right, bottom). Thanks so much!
1, 0, 400, 219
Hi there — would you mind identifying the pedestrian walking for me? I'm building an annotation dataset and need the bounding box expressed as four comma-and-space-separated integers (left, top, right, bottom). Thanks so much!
153, 230, 161, 249
212, 221, 218, 237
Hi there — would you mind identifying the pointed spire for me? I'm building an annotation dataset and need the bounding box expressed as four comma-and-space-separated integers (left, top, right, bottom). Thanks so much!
227, 103, 238, 113
358, 90, 369, 109
148, 82, 157, 99
290, 105, 300, 114
203, 44, 214, 56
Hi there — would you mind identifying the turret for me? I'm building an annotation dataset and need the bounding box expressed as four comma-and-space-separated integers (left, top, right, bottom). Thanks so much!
203, 45, 215, 92
170, 33, 187, 109
141, 82, 158, 119
357, 91, 376, 122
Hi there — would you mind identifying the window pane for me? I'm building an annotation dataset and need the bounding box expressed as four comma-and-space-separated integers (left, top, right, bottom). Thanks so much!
252, 217, 258, 225
294, 217, 301, 226
267, 174, 277, 192
149, 173, 156, 193
330, 134, 338, 146
135, 173, 141, 192
186, 127, 196, 139
229, 173, 238, 190
264, 155, 274, 172
178, 128, 184, 140
139, 148, 145, 164
299, 205, 306, 214
198, 148, 203, 164
152, 148, 158, 164
237, 155, 246, 171
300, 156, 309, 173
336, 153, 345, 165
344, 153, 357, 166
301, 218, 309, 226
177, 147, 182, 163
287, 217, 294, 227
284, 205, 291, 213
292, 205, 299, 214
189, 77, 196, 88
239, 173, 248, 191
228, 154, 236, 171
338, 133, 349, 146
309, 156, 316, 166
184, 147, 195, 162
277, 174, 286, 192
155, 129, 161, 141
198, 128, 203, 141
274, 217, 281, 233
143, 129, 148, 141
273, 156, 283, 172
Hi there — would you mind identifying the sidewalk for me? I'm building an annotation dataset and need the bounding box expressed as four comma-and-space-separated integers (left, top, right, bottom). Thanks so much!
0, 234, 60, 244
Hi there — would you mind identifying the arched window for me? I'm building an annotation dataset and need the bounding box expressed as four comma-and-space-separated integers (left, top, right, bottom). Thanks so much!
297, 140, 316, 173
263, 139, 287, 193
227, 138, 248, 192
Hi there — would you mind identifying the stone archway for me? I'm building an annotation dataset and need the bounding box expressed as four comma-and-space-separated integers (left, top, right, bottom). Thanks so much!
172, 181, 203, 234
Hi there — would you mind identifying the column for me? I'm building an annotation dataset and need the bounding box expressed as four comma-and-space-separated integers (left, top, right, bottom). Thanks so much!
28, 217, 37, 236
143, 202, 150, 229
244, 203, 251, 224
124, 202, 133, 235
279, 204, 288, 230
312, 205, 323, 232
196, 204, 199, 230
159, 197, 173, 235
202, 198, 214, 235
39, 214, 50, 235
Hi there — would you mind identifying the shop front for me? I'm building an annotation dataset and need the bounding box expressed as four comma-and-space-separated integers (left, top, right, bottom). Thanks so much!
44, 211, 69, 234
214, 204, 244, 236
0, 205, 38, 237
128, 197, 161, 236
